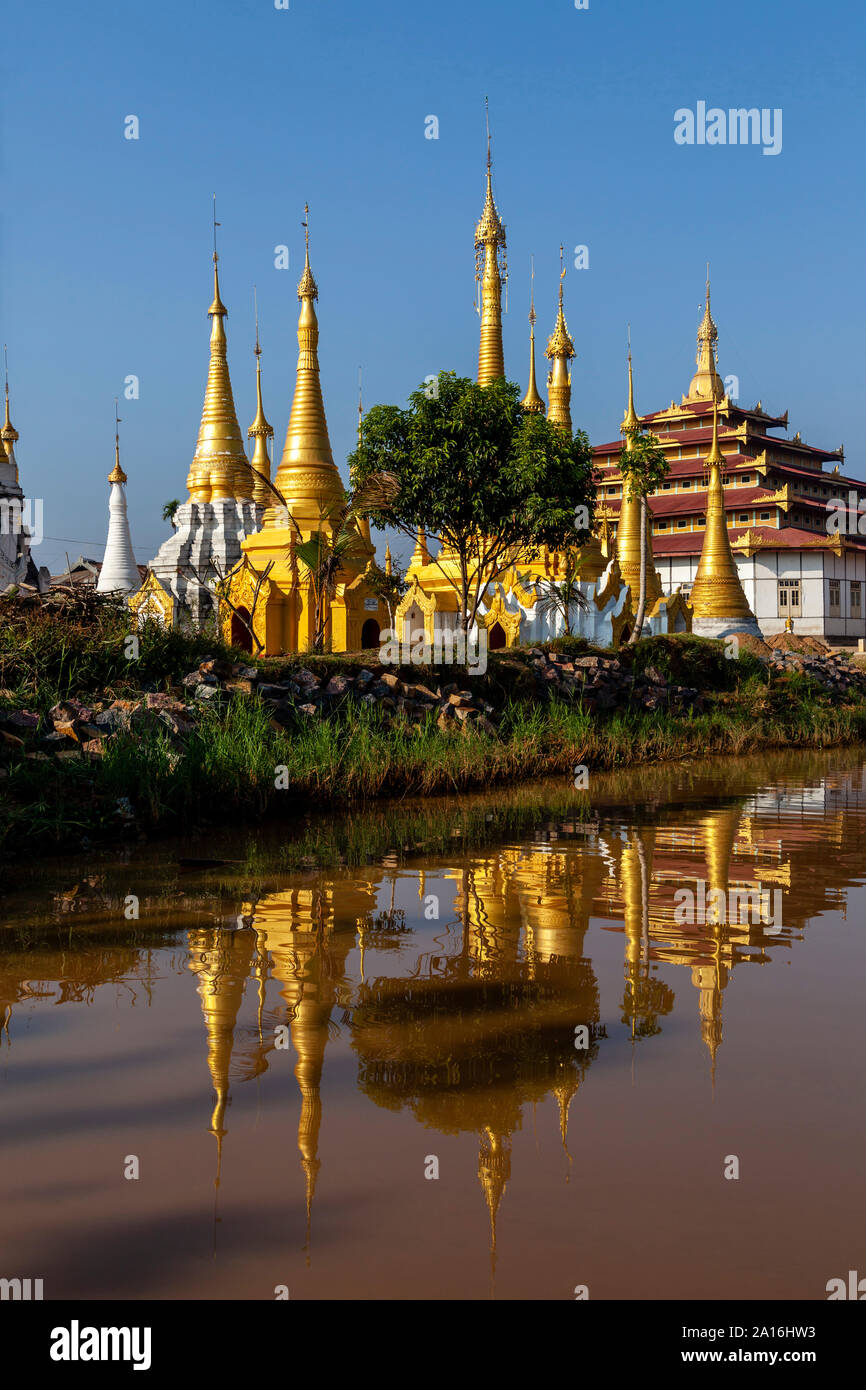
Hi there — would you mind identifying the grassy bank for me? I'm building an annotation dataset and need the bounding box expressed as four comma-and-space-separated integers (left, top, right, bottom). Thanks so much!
3, 681, 866, 857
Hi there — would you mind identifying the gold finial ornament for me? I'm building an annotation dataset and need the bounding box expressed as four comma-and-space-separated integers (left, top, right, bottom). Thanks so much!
384, 544, 392, 576
186, 206, 254, 504
520, 257, 545, 415
108, 399, 127, 483
2, 345, 18, 455
247, 289, 274, 509
688, 402, 756, 621
475, 99, 507, 386
545, 246, 575, 433
617, 339, 662, 607
272, 203, 344, 524
686, 268, 725, 402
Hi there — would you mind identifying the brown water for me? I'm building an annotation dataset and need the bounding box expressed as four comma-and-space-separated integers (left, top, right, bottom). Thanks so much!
1, 748, 864, 1301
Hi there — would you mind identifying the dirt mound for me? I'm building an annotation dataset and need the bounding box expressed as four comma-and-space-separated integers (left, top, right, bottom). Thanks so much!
765, 633, 829, 655
734, 632, 772, 660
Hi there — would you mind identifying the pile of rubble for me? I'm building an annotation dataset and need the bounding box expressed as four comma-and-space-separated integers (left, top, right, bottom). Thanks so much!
766, 647, 866, 696
3, 642, 866, 768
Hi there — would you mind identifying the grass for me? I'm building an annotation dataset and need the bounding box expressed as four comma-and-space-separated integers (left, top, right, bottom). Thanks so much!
3, 686, 866, 858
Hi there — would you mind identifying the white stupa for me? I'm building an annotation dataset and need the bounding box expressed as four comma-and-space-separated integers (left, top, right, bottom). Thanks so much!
97, 411, 140, 594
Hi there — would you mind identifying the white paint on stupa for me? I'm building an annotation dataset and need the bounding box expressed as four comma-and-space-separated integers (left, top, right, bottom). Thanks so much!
97, 417, 141, 594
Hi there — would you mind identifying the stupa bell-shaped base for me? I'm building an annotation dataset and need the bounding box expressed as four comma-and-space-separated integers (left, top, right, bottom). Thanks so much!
691, 613, 763, 641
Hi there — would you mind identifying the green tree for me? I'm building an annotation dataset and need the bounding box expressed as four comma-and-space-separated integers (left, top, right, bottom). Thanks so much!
364, 558, 408, 633
349, 372, 596, 634
617, 431, 669, 644
162, 499, 181, 527
535, 551, 589, 637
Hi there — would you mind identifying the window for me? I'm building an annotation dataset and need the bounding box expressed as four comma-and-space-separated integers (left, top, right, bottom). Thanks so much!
778, 579, 801, 618
829, 579, 841, 616
662, 481, 672, 490
607, 485, 618, 495
738, 513, 749, 522
851, 581, 862, 618
741, 475, 751, 484
681, 480, 692, 489
677, 519, 688, 529
760, 511, 770, 521
656, 520, 669, 530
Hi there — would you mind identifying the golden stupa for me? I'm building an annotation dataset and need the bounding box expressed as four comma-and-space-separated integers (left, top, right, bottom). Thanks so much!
221, 208, 386, 655
688, 401, 761, 636
186, 252, 254, 505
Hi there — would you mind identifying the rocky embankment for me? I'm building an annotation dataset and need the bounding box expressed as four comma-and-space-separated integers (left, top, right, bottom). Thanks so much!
2, 643, 865, 767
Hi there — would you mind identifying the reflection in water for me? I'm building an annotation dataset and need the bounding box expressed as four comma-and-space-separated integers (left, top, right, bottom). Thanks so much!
2, 750, 866, 1298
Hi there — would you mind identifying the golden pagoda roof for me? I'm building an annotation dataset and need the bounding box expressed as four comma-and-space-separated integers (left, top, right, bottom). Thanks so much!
686, 274, 724, 403
186, 251, 254, 503
545, 263, 575, 361
272, 205, 344, 523
2, 388, 18, 444
621, 350, 640, 436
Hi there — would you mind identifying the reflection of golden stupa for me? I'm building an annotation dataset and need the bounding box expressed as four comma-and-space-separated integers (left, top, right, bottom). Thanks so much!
186, 927, 255, 1191
247, 880, 375, 1257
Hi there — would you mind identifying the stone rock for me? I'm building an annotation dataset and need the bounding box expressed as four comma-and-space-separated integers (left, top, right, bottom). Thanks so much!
298, 703, 319, 717
145, 692, 184, 712
224, 678, 255, 695
381, 672, 402, 691
200, 658, 233, 679
1, 711, 40, 737
95, 707, 128, 731
257, 683, 288, 701
193, 683, 221, 701
354, 669, 375, 687
325, 674, 353, 697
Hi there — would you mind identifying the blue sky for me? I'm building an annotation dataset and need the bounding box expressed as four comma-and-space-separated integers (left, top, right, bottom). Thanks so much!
3, 0, 863, 574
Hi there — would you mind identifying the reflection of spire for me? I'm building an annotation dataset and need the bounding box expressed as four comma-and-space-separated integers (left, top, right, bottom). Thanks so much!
478, 1126, 511, 1293
186, 927, 254, 1235
553, 1078, 578, 1178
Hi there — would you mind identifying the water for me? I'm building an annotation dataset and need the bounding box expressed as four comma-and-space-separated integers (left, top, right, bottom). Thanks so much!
1, 748, 864, 1301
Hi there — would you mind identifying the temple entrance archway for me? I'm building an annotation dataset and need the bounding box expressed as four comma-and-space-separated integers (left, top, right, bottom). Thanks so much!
488, 621, 506, 650
361, 617, 380, 650
231, 606, 253, 653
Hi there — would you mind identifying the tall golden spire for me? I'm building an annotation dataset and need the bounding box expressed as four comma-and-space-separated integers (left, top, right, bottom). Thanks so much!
247, 289, 274, 509
520, 258, 545, 415
475, 99, 507, 387
616, 339, 662, 607
273, 204, 344, 528
688, 402, 756, 621
2, 346, 19, 478
355, 367, 371, 543
545, 247, 575, 433
186, 203, 254, 504
108, 399, 127, 483
686, 268, 724, 402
